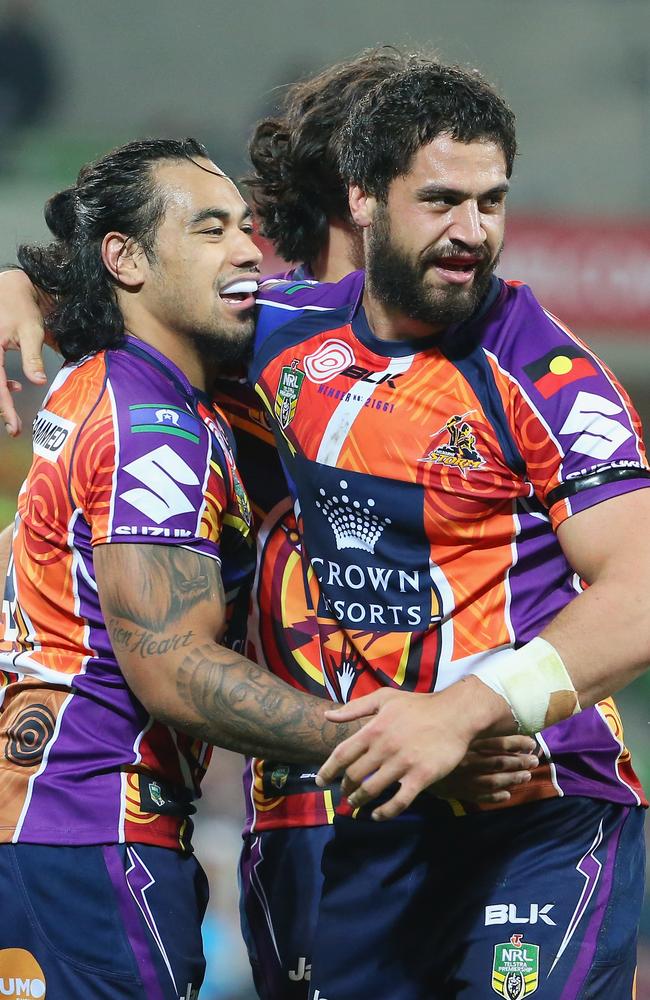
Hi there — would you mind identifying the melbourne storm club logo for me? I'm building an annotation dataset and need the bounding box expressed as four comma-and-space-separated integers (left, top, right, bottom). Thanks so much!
315, 480, 391, 553
274, 359, 305, 430
420, 410, 486, 476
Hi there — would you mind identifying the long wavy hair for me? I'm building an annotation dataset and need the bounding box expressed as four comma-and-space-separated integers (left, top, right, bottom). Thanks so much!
17, 137, 209, 361
245, 47, 434, 265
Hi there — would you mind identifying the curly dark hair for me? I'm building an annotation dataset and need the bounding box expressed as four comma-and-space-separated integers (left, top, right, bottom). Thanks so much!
17, 137, 209, 362
337, 62, 517, 200
245, 47, 435, 265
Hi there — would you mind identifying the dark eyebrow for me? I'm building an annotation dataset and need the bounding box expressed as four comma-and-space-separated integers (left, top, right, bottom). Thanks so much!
415, 182, 510, 201
188, 205, 253, 227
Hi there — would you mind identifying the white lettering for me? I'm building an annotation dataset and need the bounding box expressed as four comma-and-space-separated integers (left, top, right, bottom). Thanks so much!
343, 565, 365, 589
485, 902, 556, 926
368, 605, 386, 625
398, 569, 419, 593
288, 957, 311, 981
367, 566, 392, 591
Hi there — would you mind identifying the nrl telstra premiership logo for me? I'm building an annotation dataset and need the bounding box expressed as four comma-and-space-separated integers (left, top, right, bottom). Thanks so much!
274, 359, 305, 429
491, 934, 540, 998
315, 479, 391, 554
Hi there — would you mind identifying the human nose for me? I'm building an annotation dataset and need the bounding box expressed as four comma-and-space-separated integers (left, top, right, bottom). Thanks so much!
447, 200, 485, 247
231, 229, 263, 270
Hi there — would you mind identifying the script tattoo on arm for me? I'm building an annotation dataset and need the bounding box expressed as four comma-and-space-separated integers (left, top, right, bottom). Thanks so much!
97, 542, 359, 761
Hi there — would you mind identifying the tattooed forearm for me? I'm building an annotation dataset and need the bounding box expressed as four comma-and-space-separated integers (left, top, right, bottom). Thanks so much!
99, 543, 221, 631
96, 544, 360, 760
174, 644, 359, 761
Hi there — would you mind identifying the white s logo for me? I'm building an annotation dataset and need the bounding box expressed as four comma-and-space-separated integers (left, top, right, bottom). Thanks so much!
559, 391, 633, 460
121, 445, 199, 523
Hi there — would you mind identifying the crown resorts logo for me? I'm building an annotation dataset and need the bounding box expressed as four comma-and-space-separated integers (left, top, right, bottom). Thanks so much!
315, 480, 391, 553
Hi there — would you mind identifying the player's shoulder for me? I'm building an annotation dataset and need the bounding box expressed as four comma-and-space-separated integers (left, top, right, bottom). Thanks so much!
71, 341, 209, 469
257, 269, 364, 311
253, 271, 364, 374
483, 278, 602, 381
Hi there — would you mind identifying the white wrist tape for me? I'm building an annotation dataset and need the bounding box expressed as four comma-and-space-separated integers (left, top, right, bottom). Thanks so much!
471, 638, 581, 735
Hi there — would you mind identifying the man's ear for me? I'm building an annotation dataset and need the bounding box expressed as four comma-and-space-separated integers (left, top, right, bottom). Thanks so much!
101, 232, 147, 287
348, 185, 377, 229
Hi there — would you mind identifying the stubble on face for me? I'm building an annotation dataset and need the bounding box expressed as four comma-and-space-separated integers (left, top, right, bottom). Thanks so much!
188, 307, 256, 374
146, 254, 257, 374
366, 202, 502, 332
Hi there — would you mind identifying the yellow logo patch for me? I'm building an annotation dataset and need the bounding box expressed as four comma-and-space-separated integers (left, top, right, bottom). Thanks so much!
0, 949, 46, 999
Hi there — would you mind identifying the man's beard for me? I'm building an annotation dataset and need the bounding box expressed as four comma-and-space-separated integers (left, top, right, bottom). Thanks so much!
366, 207, 501, 330
189, 310, 255, 375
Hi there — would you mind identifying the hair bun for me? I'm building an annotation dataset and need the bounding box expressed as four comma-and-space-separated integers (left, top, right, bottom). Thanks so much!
44, 188, 77, 241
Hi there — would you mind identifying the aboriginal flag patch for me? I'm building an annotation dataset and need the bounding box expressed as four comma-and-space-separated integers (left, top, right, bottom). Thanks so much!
523, 347, 597, 399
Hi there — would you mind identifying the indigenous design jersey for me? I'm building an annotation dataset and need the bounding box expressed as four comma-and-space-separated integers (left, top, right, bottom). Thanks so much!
250, 272, 649, 812
0, 338, 254, 849
216, 270, 355, 833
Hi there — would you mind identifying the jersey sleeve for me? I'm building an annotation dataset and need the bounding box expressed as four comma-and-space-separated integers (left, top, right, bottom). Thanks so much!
72, 361, 224, 561
252, 271, 365, 358
505, 294, 650, 530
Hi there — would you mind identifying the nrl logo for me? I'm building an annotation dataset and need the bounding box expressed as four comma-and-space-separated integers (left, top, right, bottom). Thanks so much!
492, 934, 539, 998
274, 359, 305, 430
148, 781, 165, 808
419, 410, 486, 477
270, 765, 290, 790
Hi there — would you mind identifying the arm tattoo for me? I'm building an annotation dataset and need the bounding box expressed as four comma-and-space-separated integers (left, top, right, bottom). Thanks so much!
100, 544, 358, 760
101, 544, 220, 631
175, 644, 359, 761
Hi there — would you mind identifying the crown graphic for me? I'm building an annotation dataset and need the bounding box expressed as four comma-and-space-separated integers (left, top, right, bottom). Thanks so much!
315, 480, 391, 553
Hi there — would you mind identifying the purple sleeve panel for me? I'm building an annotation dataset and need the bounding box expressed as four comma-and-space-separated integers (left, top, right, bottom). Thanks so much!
84, 350, 221, 560
483, 281, 650, 528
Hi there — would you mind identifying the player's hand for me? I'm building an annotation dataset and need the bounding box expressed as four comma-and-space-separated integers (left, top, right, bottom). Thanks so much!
429, 735, 539, 805
316, 679, 510, 820
0, 270, 50, 436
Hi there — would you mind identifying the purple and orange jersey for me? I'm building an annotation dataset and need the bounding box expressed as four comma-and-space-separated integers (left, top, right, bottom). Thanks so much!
217, 270, 373, 833
250, 272, 649, 813
215, 374, 341, 833
0, 337, 254, 850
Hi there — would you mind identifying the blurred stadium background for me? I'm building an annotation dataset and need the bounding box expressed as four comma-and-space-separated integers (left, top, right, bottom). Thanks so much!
0, 1, 648, 995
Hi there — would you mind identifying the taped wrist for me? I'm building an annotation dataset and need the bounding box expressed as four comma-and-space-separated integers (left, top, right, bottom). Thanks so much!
471, 638, 581, 735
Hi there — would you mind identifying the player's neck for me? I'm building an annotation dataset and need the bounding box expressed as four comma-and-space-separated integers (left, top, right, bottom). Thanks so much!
362, 290, 445, 343
309, 219, 363, 283
120, 301, 216, 392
